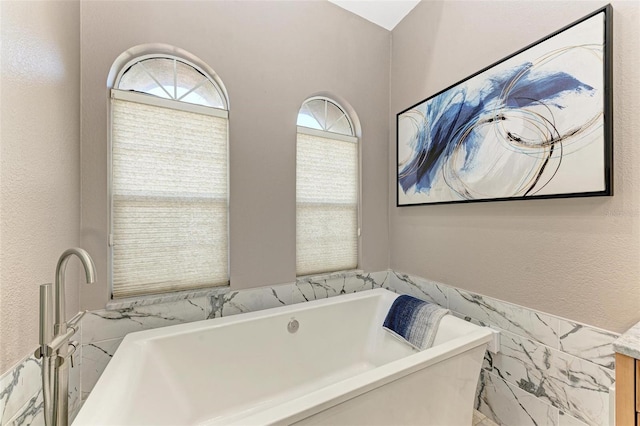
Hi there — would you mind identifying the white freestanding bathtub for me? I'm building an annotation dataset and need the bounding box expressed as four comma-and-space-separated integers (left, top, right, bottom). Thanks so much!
74, 289, 494, 426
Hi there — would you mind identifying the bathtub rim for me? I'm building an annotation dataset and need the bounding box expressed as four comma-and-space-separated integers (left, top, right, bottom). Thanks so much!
96, 289, 400, 353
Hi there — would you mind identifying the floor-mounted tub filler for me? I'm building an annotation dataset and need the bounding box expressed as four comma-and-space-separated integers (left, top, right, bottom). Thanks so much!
74, 289, 499, 426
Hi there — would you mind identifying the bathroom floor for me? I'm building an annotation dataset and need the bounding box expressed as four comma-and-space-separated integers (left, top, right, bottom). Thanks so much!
473, 410, 499, 426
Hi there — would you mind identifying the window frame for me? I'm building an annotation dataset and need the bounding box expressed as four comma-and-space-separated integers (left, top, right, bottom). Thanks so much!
295, 97, 361, 277
297, 96, 356, 136
108, 54, 230, 300
114, 54, 229, 110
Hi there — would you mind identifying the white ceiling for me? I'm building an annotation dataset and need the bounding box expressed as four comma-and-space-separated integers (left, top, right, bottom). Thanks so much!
328, 0, 421, 31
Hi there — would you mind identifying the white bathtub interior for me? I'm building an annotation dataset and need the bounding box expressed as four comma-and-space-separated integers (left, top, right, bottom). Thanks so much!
74, 289, 493, 426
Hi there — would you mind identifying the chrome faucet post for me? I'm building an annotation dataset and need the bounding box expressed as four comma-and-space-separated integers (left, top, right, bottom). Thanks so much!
38, 284, 55, 424
36, 248, 96, 426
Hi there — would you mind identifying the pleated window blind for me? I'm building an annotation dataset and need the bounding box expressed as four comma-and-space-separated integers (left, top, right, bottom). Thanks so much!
110, 56, 228, 298
296, 98, 359, 276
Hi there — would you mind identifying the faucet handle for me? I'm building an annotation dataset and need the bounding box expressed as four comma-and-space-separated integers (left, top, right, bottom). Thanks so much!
67, 310, 86, 333
68, 341, 79, 368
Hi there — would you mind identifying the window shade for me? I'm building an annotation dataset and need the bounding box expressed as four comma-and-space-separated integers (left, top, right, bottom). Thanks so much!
296, 132, 358, 276
111, 98, 228, 298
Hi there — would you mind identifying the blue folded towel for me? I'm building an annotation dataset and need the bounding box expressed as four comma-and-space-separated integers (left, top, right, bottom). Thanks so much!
383, 295, 450, 350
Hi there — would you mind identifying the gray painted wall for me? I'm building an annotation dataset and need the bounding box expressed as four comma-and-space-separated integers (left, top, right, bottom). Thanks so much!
389, 0, 640, 333
0, 0, 81, 373
80, 1, 391, 310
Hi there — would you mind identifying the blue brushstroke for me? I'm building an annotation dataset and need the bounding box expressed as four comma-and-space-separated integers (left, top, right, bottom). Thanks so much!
399, 62, 595, 195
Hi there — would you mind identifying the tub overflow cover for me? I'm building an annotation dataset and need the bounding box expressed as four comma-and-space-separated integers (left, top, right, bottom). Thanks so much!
288, 318, 299, 333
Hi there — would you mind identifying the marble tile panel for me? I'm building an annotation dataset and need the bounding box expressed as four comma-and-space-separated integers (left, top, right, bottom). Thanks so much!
293, 270, 390, 303
5, 389, 43, 426
472, 410, 486, 425
0, 355, 41, 425
82, 296, 210, 344
558, 320, 618, 370
66, 323, 82, 422
448, 288, 559, 348
369, 270, 390, 288
69, 399, 82, 425
558, 411, 588, 426
452, 311, 490, 328
81, 338, 123, 399
473, 409, 500, 426
293, 276, 344, 303
68, 343, 82, 423
479, 418, 499, 426
388, 271, 449, 307
71, 400, 85, 424
208, 284, 294, 319
550, 352, 613, 426
484, 330, 613, 425
477, 369, 558, 426
342, 271, 389, 294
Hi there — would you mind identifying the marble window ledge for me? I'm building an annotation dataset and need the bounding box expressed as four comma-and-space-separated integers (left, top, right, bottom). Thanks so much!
296, 269, 366, 281
105, 285, 230, 311
105, 269, 367, 311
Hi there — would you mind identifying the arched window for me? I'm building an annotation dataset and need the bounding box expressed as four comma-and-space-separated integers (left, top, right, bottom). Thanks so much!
110, 54, 228, 298
117, 56, 227, 109
296, 97, 359, 276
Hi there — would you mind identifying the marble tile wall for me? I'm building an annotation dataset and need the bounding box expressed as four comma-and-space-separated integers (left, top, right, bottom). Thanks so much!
388, 271, 619, 426
0, 355, 43, 426
0, 269, 619, 425
0, 329, 81, 426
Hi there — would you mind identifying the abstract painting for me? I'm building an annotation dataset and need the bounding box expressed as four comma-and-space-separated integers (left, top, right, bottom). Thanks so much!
397, 6, 612, 206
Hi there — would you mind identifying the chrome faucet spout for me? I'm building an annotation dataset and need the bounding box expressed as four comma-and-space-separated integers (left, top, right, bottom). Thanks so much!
42, 247, 96, 426
54, 248, 96, 329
